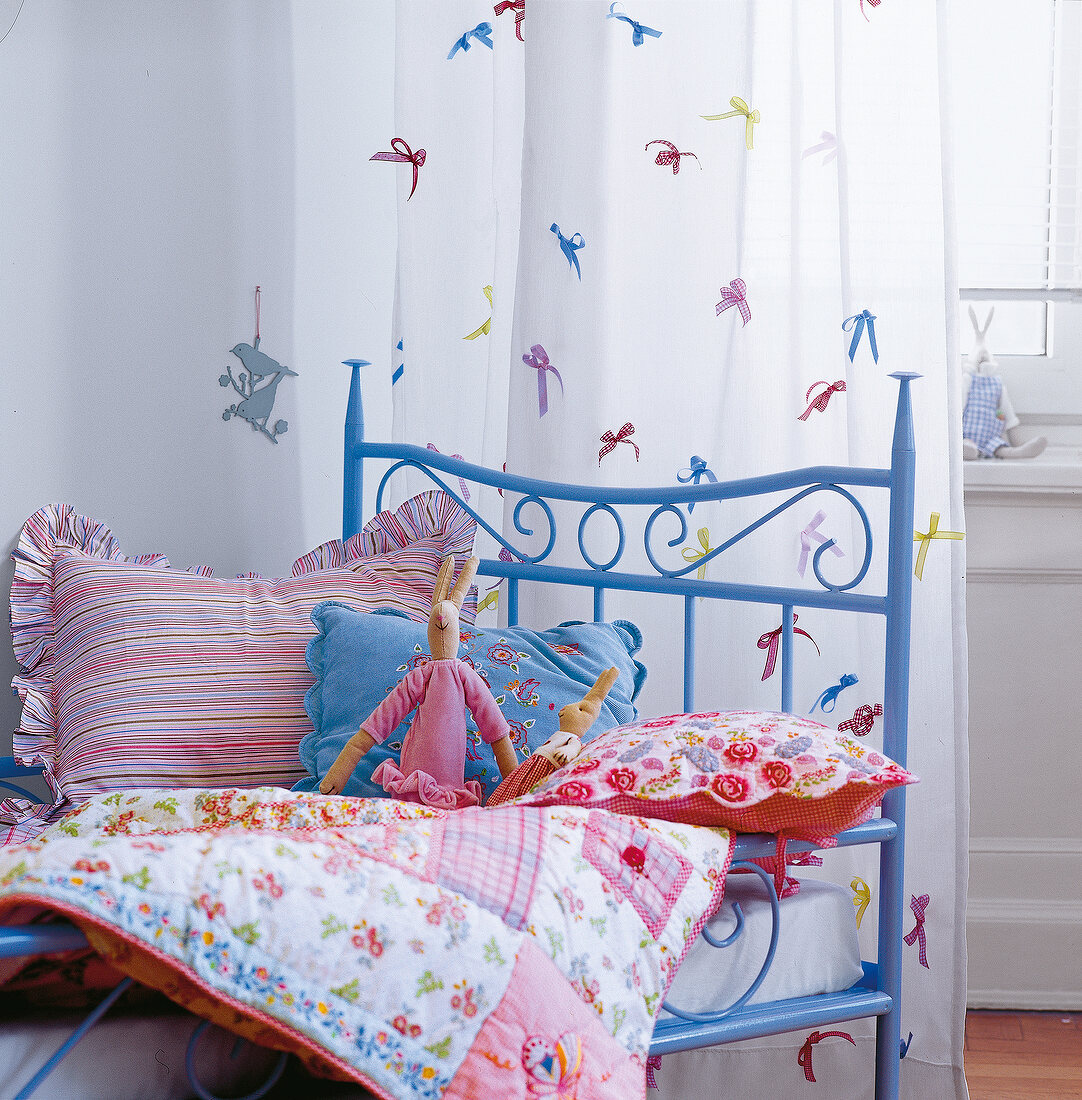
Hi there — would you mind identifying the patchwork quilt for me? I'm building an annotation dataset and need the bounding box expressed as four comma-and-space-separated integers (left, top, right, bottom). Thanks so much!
0, 788, 733, 1099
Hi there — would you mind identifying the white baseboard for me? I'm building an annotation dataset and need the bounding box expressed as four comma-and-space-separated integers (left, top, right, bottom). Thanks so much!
967, 989, 1082, 1011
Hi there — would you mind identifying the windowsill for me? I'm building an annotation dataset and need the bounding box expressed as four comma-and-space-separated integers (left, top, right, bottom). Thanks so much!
964, 445, 1082, 496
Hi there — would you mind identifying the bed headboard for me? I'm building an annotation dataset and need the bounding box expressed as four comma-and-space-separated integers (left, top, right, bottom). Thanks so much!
341, 362, 916, 779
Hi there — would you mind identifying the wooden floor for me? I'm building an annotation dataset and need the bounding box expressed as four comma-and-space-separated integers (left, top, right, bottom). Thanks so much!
965, 1010, 1082, 1099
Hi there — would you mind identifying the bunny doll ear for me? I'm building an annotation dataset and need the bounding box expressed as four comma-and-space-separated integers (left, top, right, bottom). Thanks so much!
450, 555, 480, 610
968, 305, 979, 331
433, 556, 456, 605
584, 666, 620, 703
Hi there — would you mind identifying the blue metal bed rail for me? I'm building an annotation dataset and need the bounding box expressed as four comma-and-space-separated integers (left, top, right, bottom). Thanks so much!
341, 361, 917, 1098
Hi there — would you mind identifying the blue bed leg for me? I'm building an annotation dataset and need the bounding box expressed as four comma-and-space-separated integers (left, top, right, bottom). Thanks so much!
13, 977, 134, 1100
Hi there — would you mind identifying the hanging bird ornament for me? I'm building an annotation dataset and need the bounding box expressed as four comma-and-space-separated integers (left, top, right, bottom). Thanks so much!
219, 287, 297, 444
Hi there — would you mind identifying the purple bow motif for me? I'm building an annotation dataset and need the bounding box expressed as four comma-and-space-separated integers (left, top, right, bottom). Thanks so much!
522, 344, 564, 418
904, 893, 930, 968
798, 510, 846, 577
716, 278, 750, 325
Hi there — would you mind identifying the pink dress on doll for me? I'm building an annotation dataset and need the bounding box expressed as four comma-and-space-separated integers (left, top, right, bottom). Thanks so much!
368, 659, 511, 810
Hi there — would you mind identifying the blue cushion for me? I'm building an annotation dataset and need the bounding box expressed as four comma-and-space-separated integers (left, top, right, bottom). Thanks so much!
295, 603, 647, 801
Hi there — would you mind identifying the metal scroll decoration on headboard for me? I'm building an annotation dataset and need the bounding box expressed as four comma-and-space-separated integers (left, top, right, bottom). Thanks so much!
219, 287, 297, 444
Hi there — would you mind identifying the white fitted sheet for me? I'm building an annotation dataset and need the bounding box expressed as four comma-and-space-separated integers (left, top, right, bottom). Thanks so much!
661, 876, 864, 1018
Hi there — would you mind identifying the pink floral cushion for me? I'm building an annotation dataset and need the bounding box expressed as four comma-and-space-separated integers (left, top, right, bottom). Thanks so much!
514, 710, 917, 842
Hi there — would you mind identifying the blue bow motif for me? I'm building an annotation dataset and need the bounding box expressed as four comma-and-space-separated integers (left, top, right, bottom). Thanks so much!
607, 2, 661, 46
550, 223, 585, 280
447, 22, 494, 59
843, 309, 879, 363
677, 455, 718, 513
810, 673, 859, 714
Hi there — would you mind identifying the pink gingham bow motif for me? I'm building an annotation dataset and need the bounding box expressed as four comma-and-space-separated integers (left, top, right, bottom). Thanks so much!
426, 442, 471, 502
645, 1054, 663, 1089
645, 139, 700, 175
798, 379, 846, 421
861, 0, 882, 20
716, 278, 750, 325
599, 423, 639, 464
370, 138, 426, 200
904, 893, 930, 968
522, 344, 563, 417
797, 510, 845, 577
494, 0, 525, 41
757, 612, 820, 680
798, 1030, 856, 1082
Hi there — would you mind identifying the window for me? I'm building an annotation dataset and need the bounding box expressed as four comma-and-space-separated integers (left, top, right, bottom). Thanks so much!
951, 0, 1082, 421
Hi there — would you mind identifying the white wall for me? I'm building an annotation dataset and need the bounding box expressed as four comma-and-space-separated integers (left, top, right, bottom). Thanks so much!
0, 0, 396, 754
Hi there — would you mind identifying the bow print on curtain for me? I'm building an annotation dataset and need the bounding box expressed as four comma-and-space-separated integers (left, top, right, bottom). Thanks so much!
383, 2, 967, 1097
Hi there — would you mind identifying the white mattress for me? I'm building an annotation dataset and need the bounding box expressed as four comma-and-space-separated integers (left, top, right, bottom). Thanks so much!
661, 875, 864, 1017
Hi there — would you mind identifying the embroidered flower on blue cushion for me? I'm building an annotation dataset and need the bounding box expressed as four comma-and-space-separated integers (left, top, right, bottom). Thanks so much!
773, 735, 813, 758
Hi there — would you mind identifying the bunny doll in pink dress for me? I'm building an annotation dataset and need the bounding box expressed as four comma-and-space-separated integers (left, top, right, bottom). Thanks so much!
318, 555, 518, 809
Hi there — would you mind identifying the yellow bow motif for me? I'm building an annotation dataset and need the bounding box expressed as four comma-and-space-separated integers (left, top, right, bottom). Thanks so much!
476, 589, 500, 615
682, 527, 716, 581
851, 877, 871, 928
463, 285, 494, 340
913, 511, 964, 581
702, 96, 760, 149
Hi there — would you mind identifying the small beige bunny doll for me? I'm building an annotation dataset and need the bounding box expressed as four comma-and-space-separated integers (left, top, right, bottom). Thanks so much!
319, 555, 518, 809
962, 305, 1046, 460
485, 667, 620, 807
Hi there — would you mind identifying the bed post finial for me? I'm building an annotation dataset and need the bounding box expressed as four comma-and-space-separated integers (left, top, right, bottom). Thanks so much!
342, 359, 371, 543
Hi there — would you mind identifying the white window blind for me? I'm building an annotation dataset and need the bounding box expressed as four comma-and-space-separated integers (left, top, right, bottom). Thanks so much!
952, 0, 1082, 298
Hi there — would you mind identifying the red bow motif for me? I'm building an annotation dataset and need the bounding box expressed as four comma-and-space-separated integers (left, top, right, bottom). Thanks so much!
599, 423, 639, 464
861, 0, 882, 21
757, 613, 820, 680
837, 702, 883, 737
716, 278, 751, 325
904, 893, 930, 968
645, 1054, 663, 1089
370, 138, 427, 200
494, 0, 525, 41
645, 139, 700, 175
798, 1030, 856, 1082
798, 379, 846, 421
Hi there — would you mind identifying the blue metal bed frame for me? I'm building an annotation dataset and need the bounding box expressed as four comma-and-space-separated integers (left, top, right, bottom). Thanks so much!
1, 365, 917, 1099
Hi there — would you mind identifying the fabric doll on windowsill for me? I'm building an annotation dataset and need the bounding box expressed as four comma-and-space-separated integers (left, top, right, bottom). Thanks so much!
962, 305, 1047, 461
319, 555, 518, 809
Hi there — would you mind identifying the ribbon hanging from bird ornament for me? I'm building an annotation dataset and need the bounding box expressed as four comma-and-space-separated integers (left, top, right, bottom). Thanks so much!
219, 286, 297, 444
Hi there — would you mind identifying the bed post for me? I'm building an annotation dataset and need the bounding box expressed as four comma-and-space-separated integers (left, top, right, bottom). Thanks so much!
877, 371, 918, 1099
342, 359, 370, 542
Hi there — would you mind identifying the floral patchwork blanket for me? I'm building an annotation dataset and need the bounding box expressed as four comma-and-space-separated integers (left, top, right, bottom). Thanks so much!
0, 788, 733, 1099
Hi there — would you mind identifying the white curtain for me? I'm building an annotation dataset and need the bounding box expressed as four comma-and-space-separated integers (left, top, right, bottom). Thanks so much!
387, 2, 968, 1097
